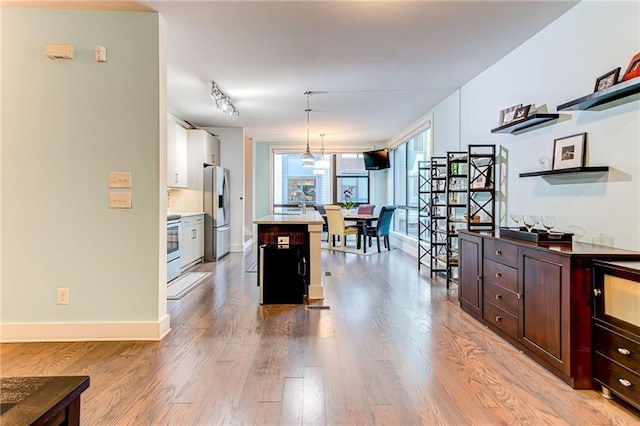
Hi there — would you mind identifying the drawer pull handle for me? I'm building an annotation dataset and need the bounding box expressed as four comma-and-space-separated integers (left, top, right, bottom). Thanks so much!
495, 250, 502, 256
495, 272, 502, 278
495, 294, 502, 300
618, 378, 632, 387
495, 316, 502, 323
618, 348, 631, 356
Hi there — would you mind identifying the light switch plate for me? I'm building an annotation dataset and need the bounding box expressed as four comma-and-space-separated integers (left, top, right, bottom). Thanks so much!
109, 172, 132, 188
109, 192, 132, 208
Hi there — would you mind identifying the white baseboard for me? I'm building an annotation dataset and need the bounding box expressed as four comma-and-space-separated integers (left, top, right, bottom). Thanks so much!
389, 231, 418, 259
0, 314, 172, 342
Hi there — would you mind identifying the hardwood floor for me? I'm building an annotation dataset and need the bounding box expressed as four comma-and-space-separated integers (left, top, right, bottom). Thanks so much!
2, 246, 639, 425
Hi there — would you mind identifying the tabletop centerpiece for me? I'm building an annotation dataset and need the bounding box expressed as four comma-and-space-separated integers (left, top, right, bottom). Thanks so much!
342, 187, 355, 212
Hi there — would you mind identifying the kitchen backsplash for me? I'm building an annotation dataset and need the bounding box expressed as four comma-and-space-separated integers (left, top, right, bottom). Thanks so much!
168, 188, 203, 213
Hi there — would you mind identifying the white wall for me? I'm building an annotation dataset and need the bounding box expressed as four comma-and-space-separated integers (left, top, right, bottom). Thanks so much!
209, 126, 245, 252
1, 8, 168, 341
433, 90, 461, 156
459, 0, 640, 250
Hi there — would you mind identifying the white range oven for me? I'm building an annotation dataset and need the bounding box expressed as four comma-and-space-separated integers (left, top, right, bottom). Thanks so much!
167, 215, 181, 282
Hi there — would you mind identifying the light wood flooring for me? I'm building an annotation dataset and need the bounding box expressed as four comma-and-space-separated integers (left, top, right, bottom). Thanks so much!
1, 245, 639, 425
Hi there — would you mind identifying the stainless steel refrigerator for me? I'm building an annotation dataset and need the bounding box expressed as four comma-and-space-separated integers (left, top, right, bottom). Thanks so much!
204, 166, 230, 261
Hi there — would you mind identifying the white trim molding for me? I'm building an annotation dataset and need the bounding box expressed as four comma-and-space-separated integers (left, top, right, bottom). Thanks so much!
0, 314, 171, 342
387, 112, 433, 149
390, 231, 418, 259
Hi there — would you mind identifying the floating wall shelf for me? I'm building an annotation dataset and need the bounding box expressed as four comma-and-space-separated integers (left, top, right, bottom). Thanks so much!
519, 166, 609, 178
557, 77, 640, 111
491, 113, 560, 134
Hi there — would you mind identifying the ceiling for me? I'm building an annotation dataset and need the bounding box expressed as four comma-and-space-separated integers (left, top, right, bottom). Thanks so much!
15, 1, 579, 146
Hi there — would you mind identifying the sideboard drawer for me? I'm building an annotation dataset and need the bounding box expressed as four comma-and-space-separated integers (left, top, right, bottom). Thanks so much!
594, 353, 640, 409
594, 323, 640, 374
484, 301, 518, 340
484, 281, 519, 317
484, 259, 517, 292
484, 238, 517, 268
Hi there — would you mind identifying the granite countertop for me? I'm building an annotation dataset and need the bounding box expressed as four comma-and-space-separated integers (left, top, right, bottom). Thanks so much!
254, 210, 324, 225
1, 376, 90, 424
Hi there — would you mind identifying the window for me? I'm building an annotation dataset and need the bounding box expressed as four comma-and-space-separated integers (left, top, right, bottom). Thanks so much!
336, 154, 369, 204
392, 126, 431, 238
273, 154, 331, 206
272, 152, 369, 209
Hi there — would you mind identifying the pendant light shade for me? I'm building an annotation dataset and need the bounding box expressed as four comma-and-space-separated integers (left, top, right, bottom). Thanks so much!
314, 133, 330, 170
301, 91, 315, 167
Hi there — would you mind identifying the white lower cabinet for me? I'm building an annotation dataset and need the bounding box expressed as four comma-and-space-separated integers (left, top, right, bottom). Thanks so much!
181, 214, 204, 269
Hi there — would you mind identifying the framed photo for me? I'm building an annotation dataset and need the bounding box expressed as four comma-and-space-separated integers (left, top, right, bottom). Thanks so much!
499, 104, 522, 125
513, 104, 531, 121
471, 164, 492, 189
622, 52, 640, 82
552, 133, 586, 170
594, 67, 621, 92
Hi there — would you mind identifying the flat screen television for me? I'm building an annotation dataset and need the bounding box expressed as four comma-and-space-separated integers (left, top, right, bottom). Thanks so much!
363, 148, 390, 170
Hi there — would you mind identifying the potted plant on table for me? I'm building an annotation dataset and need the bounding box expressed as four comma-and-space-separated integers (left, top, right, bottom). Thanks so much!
342, 187, 355, 211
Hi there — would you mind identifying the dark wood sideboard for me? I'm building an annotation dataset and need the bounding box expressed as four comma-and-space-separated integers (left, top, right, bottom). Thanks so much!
458, 230, 640, 389
0, 376, 90, 426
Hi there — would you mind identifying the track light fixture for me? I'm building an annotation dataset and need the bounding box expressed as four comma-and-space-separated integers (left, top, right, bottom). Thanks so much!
210, 81, 239, 120
301, 91, 315, 167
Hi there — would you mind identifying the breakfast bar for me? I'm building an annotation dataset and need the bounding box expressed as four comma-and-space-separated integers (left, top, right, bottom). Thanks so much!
254, 210, 325, 301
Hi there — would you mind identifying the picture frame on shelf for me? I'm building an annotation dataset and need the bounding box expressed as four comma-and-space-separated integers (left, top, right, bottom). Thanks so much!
594, 67, 621, 92
499, 104, 523, 125
471, 165, 492, 189
513, 104, 531, 121
552, 133, 586, 170
622, 52, 640, 82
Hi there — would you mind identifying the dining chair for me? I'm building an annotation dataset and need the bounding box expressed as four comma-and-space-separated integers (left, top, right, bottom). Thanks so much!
365, 206, 397, 252
357, 204, 375, 215
324, 205, 360, 248
314, 205, 329, 241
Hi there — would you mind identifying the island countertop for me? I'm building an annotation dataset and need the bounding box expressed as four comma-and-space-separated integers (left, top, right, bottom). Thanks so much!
254, 210, 325, 225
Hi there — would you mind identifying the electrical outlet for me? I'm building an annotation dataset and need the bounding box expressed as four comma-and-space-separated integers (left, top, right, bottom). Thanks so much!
57, 288, 69, 305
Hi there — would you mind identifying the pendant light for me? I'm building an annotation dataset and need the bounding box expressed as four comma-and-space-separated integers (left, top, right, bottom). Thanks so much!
314, 133, 330, 170
301, 91, 315, 167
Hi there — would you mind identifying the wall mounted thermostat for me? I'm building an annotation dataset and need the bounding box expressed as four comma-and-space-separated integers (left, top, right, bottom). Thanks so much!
95, 46, 107, 62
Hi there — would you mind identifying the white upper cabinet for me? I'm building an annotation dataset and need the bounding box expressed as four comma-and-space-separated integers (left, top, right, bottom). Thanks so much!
167, 119, 188, 188
193, 129, 219, 166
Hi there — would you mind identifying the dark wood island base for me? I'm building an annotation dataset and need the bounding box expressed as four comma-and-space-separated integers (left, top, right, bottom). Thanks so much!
0, 376, 90, 425
458, 230, 640, 390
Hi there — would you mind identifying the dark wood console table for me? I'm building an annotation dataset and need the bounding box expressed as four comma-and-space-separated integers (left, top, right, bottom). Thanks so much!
0, 376, 90, 425
458, 230, 640, 389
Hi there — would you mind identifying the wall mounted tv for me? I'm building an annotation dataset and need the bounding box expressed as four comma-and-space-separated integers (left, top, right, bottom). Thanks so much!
363, 148, 390, 170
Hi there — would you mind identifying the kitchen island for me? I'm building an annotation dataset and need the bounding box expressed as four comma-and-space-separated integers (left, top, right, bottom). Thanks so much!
254, 210, 325, 300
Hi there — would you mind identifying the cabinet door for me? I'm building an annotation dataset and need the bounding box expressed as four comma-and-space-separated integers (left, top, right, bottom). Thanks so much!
203, 133, 219, 166
519, 247, 571, 376
174, 123, 188, 188
166, 119, 177, 186
459, 233, 483, 318
180, 224, 194, 268
195, 221, 204, 259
